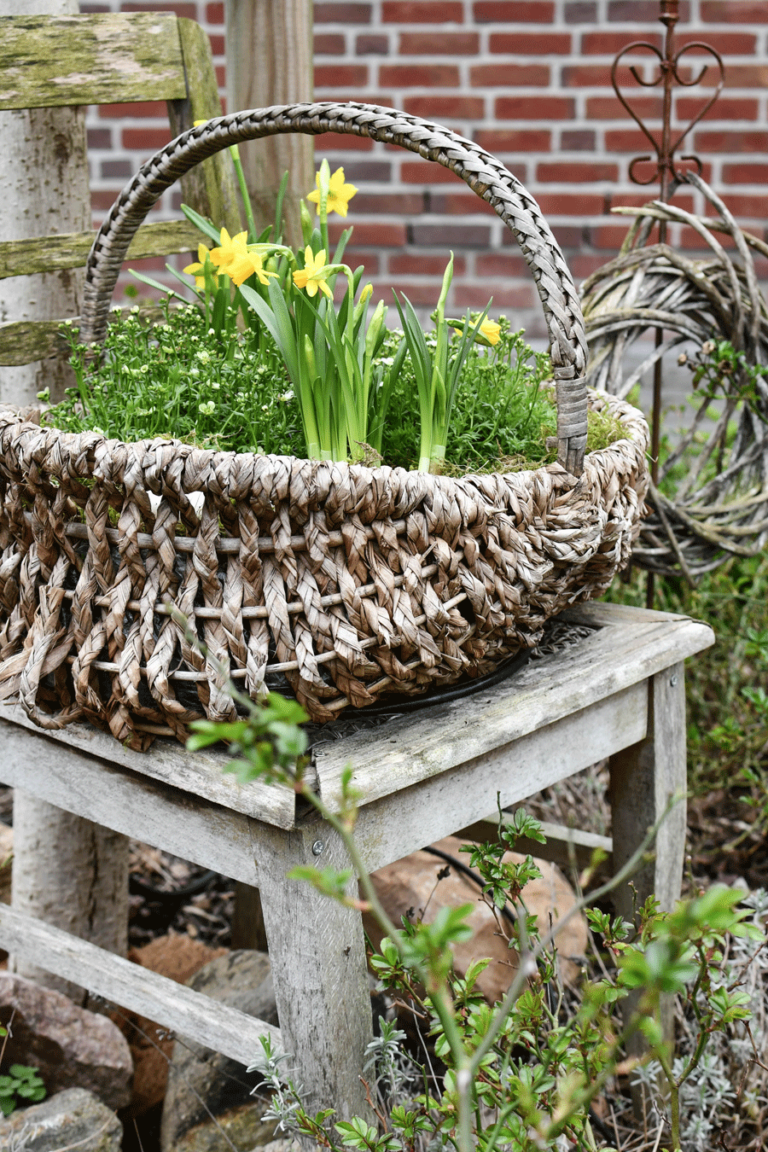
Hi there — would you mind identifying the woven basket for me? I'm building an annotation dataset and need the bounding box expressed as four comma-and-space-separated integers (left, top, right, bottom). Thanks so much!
0, 103, 649, 749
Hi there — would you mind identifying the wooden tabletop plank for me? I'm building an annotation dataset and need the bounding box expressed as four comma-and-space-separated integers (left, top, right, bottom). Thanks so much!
0, 703, 296, 828
313, 610, 714, 812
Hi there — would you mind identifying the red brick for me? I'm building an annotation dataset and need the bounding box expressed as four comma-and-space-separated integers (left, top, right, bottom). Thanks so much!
410, 224, 491, 246
98, 101, 166, 119
339, 159, 393, 182
705, 194, 768, 219
570, 253, 609, 277
314, 135, 375, 152
121, 2, 196, 15
389, 253, 466, 274
352, 192, 426, 214
215, 64, 225, 88
532, 193, 605, 215
608, 0, 689, 18
122, 128, 172, 150
357, 35, 389, 54
315, 33, 346, 54
604, 128, 656, 152
92, 190, 121, 211
206, 3, 224, 21
581, 31, 661, 53
315, 3, 372, 21
474, 129, 551, 152
330, 221, 407, 246
677, 31, 757, 53
476, 252, 529, 277
88, 127, 112, 151
561, 128, 595, 150
565, 1, 597, 19
430, 192, 500, 217
551, 225, 583, 249
473, 2, 554, 21
722, 162, 768, 183
677, 96, 758, 122
379, 64, 460, 86
695, 130, 768, 152
496, 96, 574, 119
537, 161, 617, 182
471, 64, 550, 86
400, 31, 478, 54
562, 65, 618, 87
380, 281, 445, 306
207, 34, 224, 55
315, 65, 369, 87
701, 1, 768, 20
589, 224, 636, 250
586, 94, 662, 119
382, 1, 464, 19
454, 284, 536, 309
405, 96, 485, 119
705, 65, 768, 88
336, 249, 382, 276
402, 161, 464, 184
489, 32, 571, 53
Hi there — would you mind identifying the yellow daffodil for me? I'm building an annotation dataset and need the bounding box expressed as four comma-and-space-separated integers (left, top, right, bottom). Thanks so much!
307, 167, 358, 218
292, 247, 334, 300
479, 319, 501, 346
183, 243, 218, 291
209, 228, 278, 288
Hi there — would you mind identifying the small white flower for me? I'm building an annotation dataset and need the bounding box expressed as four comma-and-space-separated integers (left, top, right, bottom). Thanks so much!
199, 401, 216, 416
279, 390, 294, 402
261, 404, 269, 411
211, 382, 220, 391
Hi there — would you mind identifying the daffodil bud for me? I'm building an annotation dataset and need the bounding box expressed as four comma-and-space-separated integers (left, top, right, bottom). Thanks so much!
300, 200, 313, 246
365, 300, 386, 361
303, 334, 317, 382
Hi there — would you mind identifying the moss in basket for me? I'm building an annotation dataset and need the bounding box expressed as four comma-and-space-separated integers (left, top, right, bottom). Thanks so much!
43, 159, 624, 471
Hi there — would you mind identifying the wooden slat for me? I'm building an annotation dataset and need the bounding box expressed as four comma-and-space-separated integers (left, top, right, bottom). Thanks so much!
0, 219, 203, 281
321, 680, 649, 875
0, 299, 182, 366
0, 903, 281, 1063
313, 611, 714, 814
1, 704, 297, 829
0, 717, 272, 879
0, 13, 188, 110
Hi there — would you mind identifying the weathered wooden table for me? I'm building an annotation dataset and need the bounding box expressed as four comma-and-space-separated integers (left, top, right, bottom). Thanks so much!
0, 602, 713, 1118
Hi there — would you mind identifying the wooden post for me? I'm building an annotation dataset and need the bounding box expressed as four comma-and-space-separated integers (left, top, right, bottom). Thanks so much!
226, 0, 314, 246
609, 663, 688, 1113
0, 0, 130, 1003
0, 0, 88, 406
254, 820, 373, 1119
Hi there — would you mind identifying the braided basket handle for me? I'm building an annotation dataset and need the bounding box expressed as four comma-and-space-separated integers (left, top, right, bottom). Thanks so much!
81, 102, 588, 474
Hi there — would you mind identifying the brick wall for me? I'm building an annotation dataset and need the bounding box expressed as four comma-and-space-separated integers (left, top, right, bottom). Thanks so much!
81, 0, 768, 336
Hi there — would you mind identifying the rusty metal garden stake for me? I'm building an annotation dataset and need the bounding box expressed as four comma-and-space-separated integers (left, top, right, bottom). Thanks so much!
611, 0, 724, 602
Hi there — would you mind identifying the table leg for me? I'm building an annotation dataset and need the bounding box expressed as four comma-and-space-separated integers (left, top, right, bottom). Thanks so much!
609, 662, 687, 1111
609, 662, 687, 919
253, 820, 373, 1120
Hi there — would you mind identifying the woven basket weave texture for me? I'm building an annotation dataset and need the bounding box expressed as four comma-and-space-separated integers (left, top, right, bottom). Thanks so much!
0, 103, 649, 748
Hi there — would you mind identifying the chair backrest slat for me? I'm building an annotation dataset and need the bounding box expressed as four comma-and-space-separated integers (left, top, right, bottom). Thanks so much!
0, 13, 188, 110
0, 220, 202, 281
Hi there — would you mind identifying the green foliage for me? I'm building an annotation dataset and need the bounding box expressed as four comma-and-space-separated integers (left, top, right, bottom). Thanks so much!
185, 686, 766, 1152
0, 1064, 46, 1117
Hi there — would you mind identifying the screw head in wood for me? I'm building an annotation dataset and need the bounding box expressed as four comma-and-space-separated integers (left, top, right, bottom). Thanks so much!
312, 840, 324, 856
670, 674, 679, 687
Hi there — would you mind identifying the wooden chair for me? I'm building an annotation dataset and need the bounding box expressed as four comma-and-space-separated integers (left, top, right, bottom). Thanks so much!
0, 10, 240, 375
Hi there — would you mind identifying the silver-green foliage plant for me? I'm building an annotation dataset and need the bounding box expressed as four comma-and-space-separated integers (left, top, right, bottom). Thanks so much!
185, 680, 766, 1152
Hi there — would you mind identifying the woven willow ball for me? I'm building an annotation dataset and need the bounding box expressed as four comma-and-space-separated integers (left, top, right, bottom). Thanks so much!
581, 172, 768, 581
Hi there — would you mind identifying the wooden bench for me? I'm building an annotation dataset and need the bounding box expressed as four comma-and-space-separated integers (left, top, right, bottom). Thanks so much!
0, 601, 714, 1118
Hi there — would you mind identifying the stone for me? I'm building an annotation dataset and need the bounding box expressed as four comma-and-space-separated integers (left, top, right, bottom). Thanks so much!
0, 1087, 122, 1151
160, 949, 279, 1152
0, 973, 133, 1111
121, 934, 228, 1118
365, 835, 589, 1003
